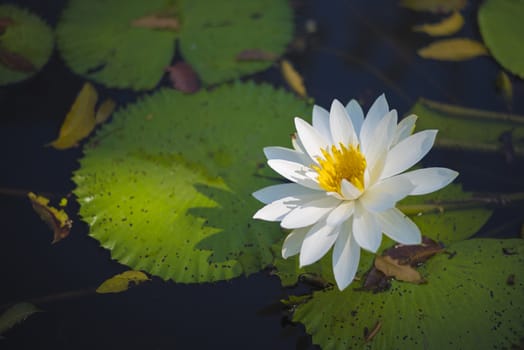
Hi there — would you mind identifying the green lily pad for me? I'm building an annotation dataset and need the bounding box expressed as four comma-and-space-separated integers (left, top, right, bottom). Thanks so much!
74, 82, 310, 282
478, 0, 524, 78
412, 98, 524, 153
57, 0, 292, 90
274, 183, 492, 287
292, 238, 524, 350
56, 0, 178, 90
0, 5, 54, 85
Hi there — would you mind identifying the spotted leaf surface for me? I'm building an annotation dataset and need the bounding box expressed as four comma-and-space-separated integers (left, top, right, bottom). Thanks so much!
292, 239, 524, 350
74, 82, 310, 282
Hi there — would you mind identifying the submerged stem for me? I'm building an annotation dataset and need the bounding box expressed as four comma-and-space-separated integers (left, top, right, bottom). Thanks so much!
0, 288, 96, 312
399, 192, 524, 216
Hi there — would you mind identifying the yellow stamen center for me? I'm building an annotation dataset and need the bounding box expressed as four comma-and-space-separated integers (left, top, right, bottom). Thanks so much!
313, 143, 367, 194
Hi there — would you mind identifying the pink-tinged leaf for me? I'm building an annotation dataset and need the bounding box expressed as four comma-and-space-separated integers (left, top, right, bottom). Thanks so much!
0, 47, 35, 72
165, 62, 200, 93
131, 15, 179, 30
236, 49, 277, 61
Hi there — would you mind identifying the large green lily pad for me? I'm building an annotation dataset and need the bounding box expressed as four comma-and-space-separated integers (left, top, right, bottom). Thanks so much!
478, 0, 524, 78
74, 82, 310, 282
292, 238, 524, 350
57, 0, 292, 90
0, 5, 54, 85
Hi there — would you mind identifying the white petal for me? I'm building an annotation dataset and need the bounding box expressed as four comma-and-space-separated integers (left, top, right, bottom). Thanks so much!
253, 201, 292, 222
295, 117, 329, 163
359, 175, 414, 212
340, 179, 362, 200
376, 208, 421, 245
392, 114, 417, 146
402, 167, 459, 195
381, 130, 438, 179
329, 99, 357, 147
264, 146, 310, 165
281, 196, 340, 229
312, 105, 332, 142
282, 227, 308, 258
345, 99, 364, 135
252, 183, 315, 204
326, 201, 355, 227
359, 94, 389, 148
332, 224, 360, 290
352, 203, 382, 253
361, 109, 397, 171
267, 159, 320, 190
299, 219, 339, 267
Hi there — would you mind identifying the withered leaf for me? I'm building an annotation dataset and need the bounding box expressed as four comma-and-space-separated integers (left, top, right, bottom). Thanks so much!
281, 59, 307, 97
0, 47, 35, 72
361, 267, 390, 293
374, 255, 425, 284
96, 271, 150, 294
236, 49, 278, 61
49, 82, 115, 149
165, 62, 200, 93
413, 11, 464, 36
131, 15, 179, 30
496, 70, 513, 106
94, 98, 116, 125
28, 192, 72, 244
364, 320, 382, 343
383, 236, 444, 265
417, 38, 488, 61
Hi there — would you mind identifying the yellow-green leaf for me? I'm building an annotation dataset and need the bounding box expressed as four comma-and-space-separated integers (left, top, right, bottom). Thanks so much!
49, 82, 98, 149
496, 70, 513, 105
94, 98, 116, 125
96, 271, 150, 294
28, 192, 72, 244
281, 59, 307, 98
418, 38, 488, 61
413, 11, 464, 36
0, 302, 41, 335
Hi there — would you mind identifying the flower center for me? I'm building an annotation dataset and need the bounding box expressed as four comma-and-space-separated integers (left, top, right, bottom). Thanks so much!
313, 143, 367, 194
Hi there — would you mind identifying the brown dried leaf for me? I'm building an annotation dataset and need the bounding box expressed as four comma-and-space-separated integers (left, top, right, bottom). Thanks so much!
236, 49, 278, 61
281, 59, 307, 97
28, 192, 72, 244
413, 11, 464, 36
418, 38, 488, 61
383, 236, 444, 266
361, 267, 391, 293
0, 47, 35, 72
374, 255, 424, 284
165, 62, 200, 93
131, 15, 179, 30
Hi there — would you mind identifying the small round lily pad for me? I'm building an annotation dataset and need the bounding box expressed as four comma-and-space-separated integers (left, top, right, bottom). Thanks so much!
0, 5, 54, 85
478, 0, 524, 78
74, 82, 310, 283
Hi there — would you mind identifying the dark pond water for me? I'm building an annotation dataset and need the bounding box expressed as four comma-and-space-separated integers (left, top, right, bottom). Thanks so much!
1, 0, 523, 349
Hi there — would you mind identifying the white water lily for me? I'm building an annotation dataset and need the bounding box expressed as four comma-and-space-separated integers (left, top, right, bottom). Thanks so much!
252, 94, 458, 290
